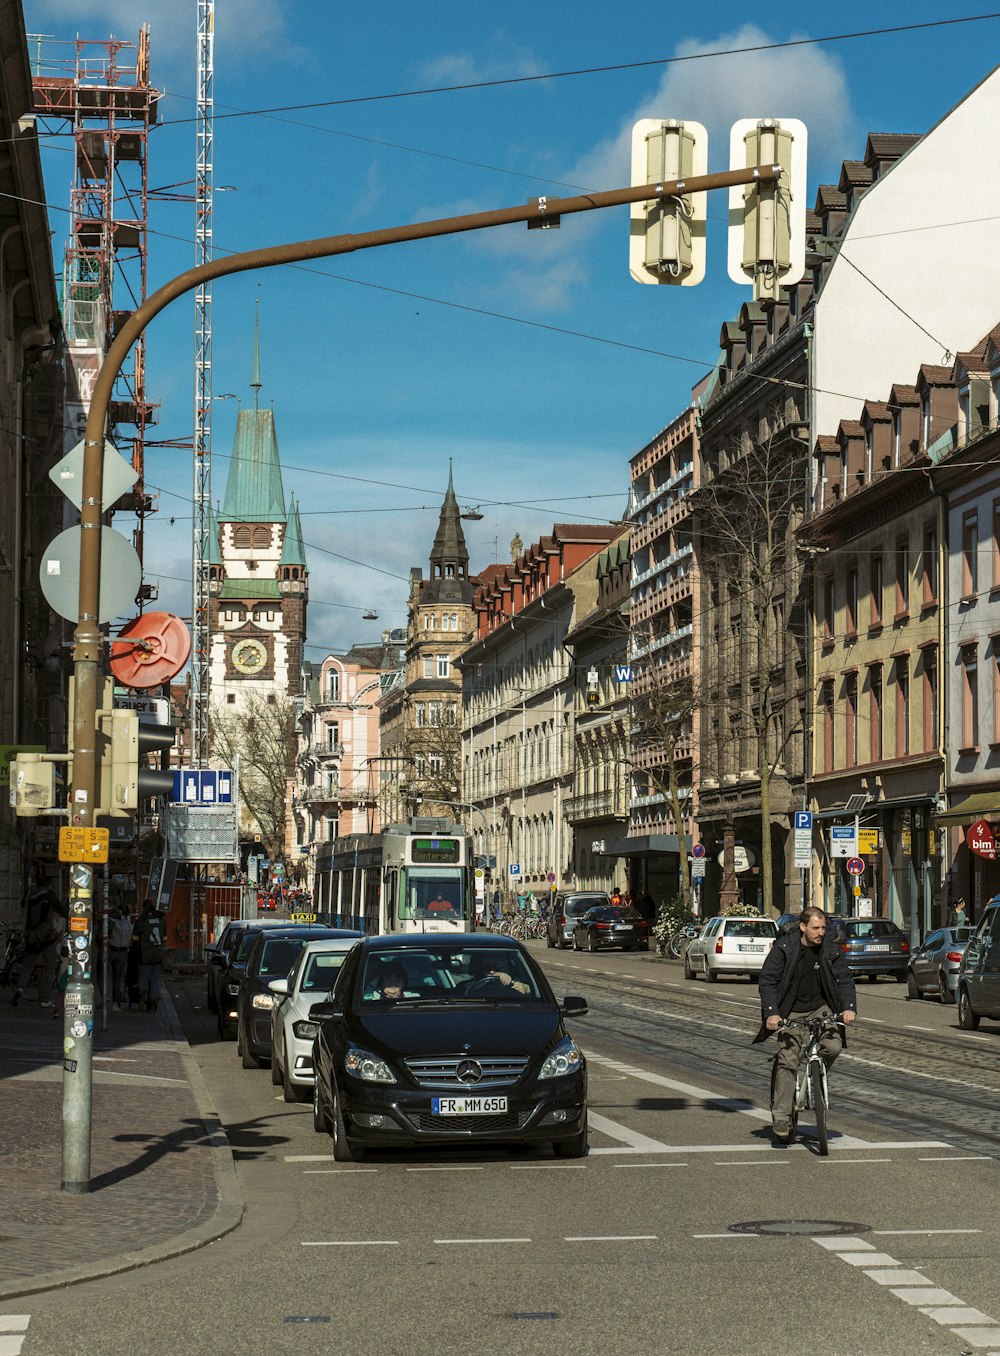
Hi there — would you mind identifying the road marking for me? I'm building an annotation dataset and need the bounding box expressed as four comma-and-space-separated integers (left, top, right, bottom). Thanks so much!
874, 1228, 982, 1236
565, 1235, 657, 1242
620, 1003, 746, 1038
304, 1169, 378, 1174
714, 1160, 788, 1167
692, 1233, 758, 1240
286, 1155, 332, 1162
812, 1237, 874, 1251
302, 1240, 399, 1247
891, 1288, 963, 1305
0, 1321, 30, 1334
838, 1252, 901, 1267
588, 1110, 670, 1152
433, 1237, 531, 1245
904, 1025, 933, 1032
509, 1164, 587, 1171
0, 1317, 29, 1356
613, 1163, 687, 1169
843, 1052, 1000, 1097
817, 1158, 892, 1164
585, 1051, 768, 1122
864, 1269, 931, 1285
918, 1155, 994, 1161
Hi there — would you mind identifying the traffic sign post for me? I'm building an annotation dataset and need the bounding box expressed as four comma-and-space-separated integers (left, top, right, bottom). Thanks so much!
846, 857, 865, 876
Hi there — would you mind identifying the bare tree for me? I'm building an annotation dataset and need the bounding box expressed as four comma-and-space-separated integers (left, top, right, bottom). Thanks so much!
694, 426, 809, 913
405, 713, 462, 819
211, 692, 298, 858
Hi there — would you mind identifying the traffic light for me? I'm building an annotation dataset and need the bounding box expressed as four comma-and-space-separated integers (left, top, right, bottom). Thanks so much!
9, 753, 58, 816
99, 709, 176, 811
727, 117, 807, 301
629, 118, 707, 286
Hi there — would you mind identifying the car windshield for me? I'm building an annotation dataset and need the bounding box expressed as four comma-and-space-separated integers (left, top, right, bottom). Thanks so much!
235, 929, 261, 963
848, 920, 901, 939
359, 947, 542, 1004
587, 907, 643, 922
952, 927, 973, 943
258, 937, 309, 978
565, 897, 608, 915
723, 920, 778, 938
301, 951, 350, 993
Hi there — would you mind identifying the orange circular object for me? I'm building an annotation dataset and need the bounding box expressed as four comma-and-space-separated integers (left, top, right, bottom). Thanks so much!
109, 612, 192, 688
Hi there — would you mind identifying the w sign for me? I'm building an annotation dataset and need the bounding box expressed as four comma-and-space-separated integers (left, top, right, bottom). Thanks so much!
615, 665, 633, 683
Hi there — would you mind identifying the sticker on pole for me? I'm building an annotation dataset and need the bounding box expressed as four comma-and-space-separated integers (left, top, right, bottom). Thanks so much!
845, 857, 865, 876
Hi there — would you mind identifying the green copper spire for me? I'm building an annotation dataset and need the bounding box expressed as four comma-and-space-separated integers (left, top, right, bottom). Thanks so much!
280, 494, 307, 567
220, 312, 287, 523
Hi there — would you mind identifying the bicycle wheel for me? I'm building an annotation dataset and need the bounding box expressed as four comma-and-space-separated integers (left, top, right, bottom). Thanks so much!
810, 1060, 828, 1156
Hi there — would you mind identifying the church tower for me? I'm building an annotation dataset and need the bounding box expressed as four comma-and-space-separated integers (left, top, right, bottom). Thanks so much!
208, 311, 308, 712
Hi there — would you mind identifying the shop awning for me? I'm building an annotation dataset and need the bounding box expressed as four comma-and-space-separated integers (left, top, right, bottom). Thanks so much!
592, 833, 690, 857
934, 792, 1000, 827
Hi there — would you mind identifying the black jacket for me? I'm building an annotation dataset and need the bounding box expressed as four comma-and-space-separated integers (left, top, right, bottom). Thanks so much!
753, 930, 857, 1045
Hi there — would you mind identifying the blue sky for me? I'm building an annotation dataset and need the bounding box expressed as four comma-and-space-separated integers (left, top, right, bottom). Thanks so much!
23, 1, 1000, 659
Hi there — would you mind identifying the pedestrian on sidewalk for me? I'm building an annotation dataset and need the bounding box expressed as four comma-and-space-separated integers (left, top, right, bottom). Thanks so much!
11, 879, 64, 1009
135, 898, 165, 1012
107, 898, 133, 1010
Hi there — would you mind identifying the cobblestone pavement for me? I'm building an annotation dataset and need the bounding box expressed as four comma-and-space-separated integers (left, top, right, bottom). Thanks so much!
0, 975, 243, 1300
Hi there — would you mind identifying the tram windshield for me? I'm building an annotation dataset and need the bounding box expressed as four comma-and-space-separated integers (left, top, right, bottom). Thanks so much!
399, 868, 467, 921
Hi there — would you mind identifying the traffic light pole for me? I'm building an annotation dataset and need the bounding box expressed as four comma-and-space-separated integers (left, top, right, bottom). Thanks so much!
63, 162, 779, 1191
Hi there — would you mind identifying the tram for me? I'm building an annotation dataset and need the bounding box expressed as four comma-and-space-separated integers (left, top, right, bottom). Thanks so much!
313, 817, 475, 934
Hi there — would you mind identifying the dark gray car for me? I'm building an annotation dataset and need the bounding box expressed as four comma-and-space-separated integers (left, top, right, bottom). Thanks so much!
958, 904, 1000, 1030
546, 892, 612, 949
907, 926, 973, 1003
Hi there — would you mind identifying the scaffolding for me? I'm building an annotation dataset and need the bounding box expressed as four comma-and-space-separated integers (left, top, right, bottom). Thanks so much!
30, 30, 161, 592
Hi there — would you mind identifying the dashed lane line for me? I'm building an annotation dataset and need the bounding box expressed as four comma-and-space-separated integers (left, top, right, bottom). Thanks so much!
433, 1237, 530, 1245
302, 1240, 399, 1247
565, 1235, 657, 1242
873, 1228, 981, 1236
0, 1316, 30, 1356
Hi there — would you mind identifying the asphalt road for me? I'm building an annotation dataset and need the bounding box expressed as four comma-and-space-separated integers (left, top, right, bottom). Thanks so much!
8, 944, 1000, 1356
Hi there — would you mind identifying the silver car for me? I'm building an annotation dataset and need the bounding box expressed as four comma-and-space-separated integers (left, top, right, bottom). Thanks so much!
907, 926, 973, 1004
270, 938, 360, 1102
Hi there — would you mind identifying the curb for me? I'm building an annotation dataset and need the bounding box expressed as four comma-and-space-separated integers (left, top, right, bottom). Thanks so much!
0, 991, 245, 1301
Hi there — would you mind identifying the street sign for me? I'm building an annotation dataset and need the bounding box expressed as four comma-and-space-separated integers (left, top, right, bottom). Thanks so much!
49, 438, 137, 511
163, 803, 238, 863
794, 811, 813, 831
717, 845, 754, 872
967, 818, 997, 861
59, 826, 110, 864
40, 525, 142, 624
509, 863, 521, 877
858, 828, 880, 854
846, 857, 865, 876
692, 859, 706, 879
830, 825, 857, 858
546, 872, 556, 882
794, 810, 813, 869
692, 843, 706, 859
172, 768, 234, 805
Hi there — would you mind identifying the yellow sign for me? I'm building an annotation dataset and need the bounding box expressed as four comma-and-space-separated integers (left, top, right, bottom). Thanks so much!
58, 826, 110, 864
901, 829, 912, 853
858, 829, 879, 854
290, 911, 317, 924
853, 884, 862, 896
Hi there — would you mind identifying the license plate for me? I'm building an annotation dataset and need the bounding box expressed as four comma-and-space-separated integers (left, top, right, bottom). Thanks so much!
431, 1096, 508, 1115
865, 944, 889, 952
738, 944, 765, 952
614, 925, 634, 932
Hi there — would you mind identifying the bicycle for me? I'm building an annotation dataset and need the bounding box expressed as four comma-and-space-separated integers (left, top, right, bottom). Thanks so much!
777, 1014, 844, 1156
0, 922, 25, 996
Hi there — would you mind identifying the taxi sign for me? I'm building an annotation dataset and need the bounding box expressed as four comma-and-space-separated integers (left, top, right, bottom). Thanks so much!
289, 911, 317, 923
59, 826, 110, 864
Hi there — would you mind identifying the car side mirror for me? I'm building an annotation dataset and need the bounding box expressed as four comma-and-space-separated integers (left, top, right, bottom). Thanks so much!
561, 995, 588, 1016
308, 1000, 343, 1021
268, 977, 289, 996
210, 953, 225, 966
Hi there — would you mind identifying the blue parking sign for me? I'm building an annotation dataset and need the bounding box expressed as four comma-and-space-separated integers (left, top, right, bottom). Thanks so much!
794, 811, 813, 830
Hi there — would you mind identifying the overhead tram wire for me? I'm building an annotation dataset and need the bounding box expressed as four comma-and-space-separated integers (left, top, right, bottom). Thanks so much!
155, 14, 1000, 125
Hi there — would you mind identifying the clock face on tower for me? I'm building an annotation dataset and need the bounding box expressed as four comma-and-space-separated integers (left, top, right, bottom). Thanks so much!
231, 638, 268, 674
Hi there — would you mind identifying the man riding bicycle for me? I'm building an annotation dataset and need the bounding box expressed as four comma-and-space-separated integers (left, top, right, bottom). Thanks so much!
753, 907, 857, 1142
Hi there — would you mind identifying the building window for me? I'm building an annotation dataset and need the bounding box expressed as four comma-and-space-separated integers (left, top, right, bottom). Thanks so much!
870, 556, 883, 628
892, 410, 901, 466
234, 525, 251, 549
921, 523, 938, 606
428, 701, 442, 726
962, 511, 979, 598
252, 526, 270, 549
429, 754, 443, 776
415, 703, 426, 728
424, 614, 434, 631
846, 568, 858, 639
845, 671, 858, 768
961, 644, 978, 750
895, 537, 909, 617
436, 654, 450, 679
325, 722, 339, 751
423, 657, 434, 679
923, 645, 939, 751
868, 663, 883, 762
820, 576, 834, 643
226, 693, 236, 705
895, 657, 910, 756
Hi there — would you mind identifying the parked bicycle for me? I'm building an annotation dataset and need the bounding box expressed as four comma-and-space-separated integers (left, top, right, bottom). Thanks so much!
777, 1014, 844, 1155
0, 922, 24, 990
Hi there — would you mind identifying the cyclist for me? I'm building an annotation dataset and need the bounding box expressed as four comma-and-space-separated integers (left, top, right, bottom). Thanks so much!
752, 906, 857, 1143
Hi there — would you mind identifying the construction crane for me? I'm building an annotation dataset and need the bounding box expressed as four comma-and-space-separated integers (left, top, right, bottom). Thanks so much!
192, 0, 215, 768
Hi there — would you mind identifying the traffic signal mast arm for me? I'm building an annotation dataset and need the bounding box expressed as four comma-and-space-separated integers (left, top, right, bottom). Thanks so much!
69, 161, 780, 828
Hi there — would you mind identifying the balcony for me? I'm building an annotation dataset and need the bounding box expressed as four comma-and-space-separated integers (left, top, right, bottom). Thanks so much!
563, 789, 618, 821
306, 741, 344, 759
297, 784, 341, 804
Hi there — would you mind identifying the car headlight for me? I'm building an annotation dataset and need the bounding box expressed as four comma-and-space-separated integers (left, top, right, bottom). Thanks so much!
293, 1020, 319, 1040
539, 1037, 583, 1080
226, 983, 240, 995
344, 1044, 395, 1084
252, 993, 276, 1010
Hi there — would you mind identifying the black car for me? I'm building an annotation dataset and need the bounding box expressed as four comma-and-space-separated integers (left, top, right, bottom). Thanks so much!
546, 892, 612, 949
206, 919, 257, 1014
310, 934, 588, 1162
236, 925, 361, 1069
571, 906, 650, 952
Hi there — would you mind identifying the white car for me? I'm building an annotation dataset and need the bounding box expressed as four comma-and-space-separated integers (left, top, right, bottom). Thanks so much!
684, 915, 778, 982
269, 938, 359, 1102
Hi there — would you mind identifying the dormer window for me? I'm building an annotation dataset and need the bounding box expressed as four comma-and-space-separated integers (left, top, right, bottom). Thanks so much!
921, 392, 931, 447
865, 427, 874, 479
959, 385, 971, 445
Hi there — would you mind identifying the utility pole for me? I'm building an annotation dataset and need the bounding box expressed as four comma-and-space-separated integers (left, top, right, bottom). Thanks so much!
63, 163, 779, 1190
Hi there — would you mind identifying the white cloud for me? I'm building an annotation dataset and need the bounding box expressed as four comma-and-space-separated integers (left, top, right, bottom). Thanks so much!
419, 31, 547, 88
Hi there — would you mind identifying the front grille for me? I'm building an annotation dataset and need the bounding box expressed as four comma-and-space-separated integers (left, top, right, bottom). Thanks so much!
405, 1056, 529, 1089
408, 1110, 532, 1133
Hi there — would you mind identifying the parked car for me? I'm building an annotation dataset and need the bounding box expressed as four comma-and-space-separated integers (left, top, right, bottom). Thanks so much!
571, 906, 650, 952
237, 925, 360, 1069
546, 892, 611, 949
775, 913, 801, 935
310, 933, 589, 1162
212, 918, 290, 1031
270, 938, 361, 1102
833, 917, 909, 982
906, 927, 973, 1003
684, 916, 778, 982
957, 904, 1000, 1030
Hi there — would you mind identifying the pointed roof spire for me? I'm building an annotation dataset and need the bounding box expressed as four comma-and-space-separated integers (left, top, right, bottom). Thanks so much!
423, 463, 472, 604
220, 305, 287, 523
280, 494, 307, 567
251, 296, 262, 410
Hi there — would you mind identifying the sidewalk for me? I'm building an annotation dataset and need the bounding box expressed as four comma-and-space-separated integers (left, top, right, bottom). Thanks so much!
0, 975, 243, 1301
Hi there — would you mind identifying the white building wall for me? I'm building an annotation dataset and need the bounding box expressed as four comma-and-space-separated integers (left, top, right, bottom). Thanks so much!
814, 65, 1000, 436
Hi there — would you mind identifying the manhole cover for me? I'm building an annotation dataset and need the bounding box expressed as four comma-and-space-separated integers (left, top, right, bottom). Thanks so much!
729, 1219, 870, 1237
